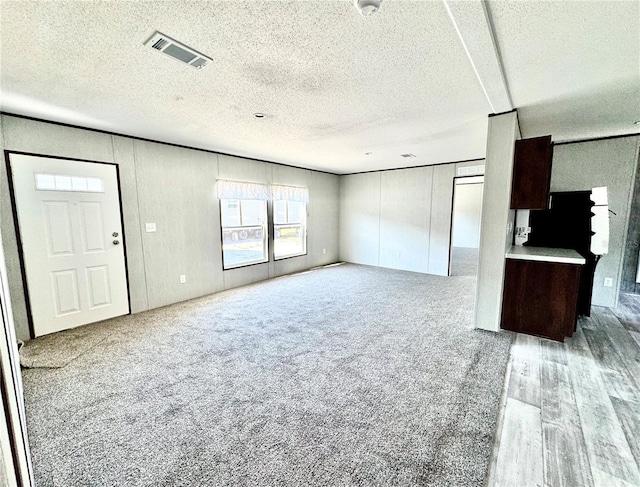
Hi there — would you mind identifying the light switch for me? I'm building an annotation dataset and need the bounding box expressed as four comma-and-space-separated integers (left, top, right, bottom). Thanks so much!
604, 277, 613, 287
145, 223, 156, 233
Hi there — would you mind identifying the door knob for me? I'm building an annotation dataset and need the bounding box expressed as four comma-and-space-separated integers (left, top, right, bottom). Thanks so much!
113, 240, 120, 245
112, 232, 119, 237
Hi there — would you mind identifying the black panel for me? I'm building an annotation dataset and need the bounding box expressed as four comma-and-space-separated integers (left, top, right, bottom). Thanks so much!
526, 191, 598, 316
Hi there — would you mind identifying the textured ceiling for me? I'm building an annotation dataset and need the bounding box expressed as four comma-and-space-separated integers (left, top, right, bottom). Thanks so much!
487, 0, 640, 142
0, 1, 638, 174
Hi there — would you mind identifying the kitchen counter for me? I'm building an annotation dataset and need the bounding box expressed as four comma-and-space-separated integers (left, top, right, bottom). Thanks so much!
506, 245, 586, 265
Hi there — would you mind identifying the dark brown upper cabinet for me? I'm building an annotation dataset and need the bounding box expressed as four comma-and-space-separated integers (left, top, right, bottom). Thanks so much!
510, 135, 553, 209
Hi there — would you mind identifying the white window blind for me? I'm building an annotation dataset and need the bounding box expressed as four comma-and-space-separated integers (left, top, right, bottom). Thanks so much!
271, 184, 309, 203
216, 179, 271, 200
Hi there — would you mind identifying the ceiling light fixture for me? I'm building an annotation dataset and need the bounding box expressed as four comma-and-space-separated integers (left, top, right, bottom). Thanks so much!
365, 152, 373, 155
400, 153, 416, 158
354, 0, 382, 16
253, 113, 266, 119
634, 120, 640, 126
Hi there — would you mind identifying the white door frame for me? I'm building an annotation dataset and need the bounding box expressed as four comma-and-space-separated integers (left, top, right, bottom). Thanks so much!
6, 151, 131, 339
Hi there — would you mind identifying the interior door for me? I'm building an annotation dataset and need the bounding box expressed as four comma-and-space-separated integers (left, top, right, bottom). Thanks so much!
10, 154, 129, 337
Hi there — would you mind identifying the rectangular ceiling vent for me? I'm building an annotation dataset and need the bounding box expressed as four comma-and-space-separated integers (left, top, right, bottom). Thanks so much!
145, 32, 212, 69
401, 153, 416, 158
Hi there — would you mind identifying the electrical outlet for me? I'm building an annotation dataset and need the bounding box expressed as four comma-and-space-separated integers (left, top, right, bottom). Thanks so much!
145, 222, 156, 233
322, 248, 326, 254
180, 275, 186, 284
604, 277, 613, 287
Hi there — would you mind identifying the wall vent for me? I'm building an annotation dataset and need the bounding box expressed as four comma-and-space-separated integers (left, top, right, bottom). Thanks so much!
145, 32, 212, 69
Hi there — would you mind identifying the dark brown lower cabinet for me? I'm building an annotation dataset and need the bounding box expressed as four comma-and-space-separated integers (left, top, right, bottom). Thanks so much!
501, 259, 582, 342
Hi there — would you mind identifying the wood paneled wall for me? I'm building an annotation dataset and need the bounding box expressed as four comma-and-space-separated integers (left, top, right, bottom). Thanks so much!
0, 115, 340, 340
338, 161, 484, 275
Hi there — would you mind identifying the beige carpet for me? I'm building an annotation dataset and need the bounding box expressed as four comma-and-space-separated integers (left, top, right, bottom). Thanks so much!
22, 263, 511, 486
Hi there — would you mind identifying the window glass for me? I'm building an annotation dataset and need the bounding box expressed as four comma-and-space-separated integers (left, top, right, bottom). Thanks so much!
287, 201, 304, 224
220, 200, 241, 227
35, 173, 104, 193
34, 173, 55, 190
86, 177, 104, 192
240, 200, 264, 226
274, 200, 287, 225
220, 199, 268, 269
71, 176, 88, 191
274, 201, 307, 260
54, 175, 72, 191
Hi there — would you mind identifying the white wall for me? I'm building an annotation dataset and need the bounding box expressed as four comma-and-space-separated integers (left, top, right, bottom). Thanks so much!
550, 135, 640, 308
452, 182, 484, 248
339, 161, 484, 275
0, 115, 340, 341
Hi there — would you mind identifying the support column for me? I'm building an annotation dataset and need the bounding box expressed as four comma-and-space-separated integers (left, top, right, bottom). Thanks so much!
475, 110, 520, 331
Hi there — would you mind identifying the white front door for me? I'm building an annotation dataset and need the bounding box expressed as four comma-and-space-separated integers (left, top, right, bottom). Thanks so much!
10, 154, 129, 337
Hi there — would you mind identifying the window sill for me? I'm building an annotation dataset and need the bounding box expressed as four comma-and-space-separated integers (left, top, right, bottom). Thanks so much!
274, 252, 307, 262
222, 259, 269, 271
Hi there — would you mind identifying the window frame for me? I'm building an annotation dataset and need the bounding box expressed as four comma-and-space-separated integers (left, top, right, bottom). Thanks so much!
219, 198, 269, 270
273, 200, 307, 261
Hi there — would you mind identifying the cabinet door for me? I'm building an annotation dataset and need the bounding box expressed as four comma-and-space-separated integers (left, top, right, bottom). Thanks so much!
501, 259, 581, 341
510, 135, 552, 209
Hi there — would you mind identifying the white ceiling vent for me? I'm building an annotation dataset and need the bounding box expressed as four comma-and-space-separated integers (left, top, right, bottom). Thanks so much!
145, 32, 212, 69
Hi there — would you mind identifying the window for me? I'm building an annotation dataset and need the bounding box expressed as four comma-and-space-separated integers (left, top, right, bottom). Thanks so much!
217, 180, 271, 269
220, 199, 268, 269
216, 180, 308, 268
35, 173, 104, 192
274, 200, 306, 259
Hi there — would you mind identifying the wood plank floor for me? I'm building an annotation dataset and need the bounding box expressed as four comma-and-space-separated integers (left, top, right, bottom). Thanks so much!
488, 293, 640, 487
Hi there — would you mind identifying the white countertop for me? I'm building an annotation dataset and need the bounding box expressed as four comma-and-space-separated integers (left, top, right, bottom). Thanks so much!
506, 245, 586, 265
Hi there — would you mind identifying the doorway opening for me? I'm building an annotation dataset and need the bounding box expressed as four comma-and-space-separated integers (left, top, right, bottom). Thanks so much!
450, 175, 484, 277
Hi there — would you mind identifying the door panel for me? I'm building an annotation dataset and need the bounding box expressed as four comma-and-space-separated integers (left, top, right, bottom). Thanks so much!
51, 269, 80, 315
43, 201, 75, 255
86, 265, 111, 308
10, 154, 129, 337
80, 202, 105, 252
